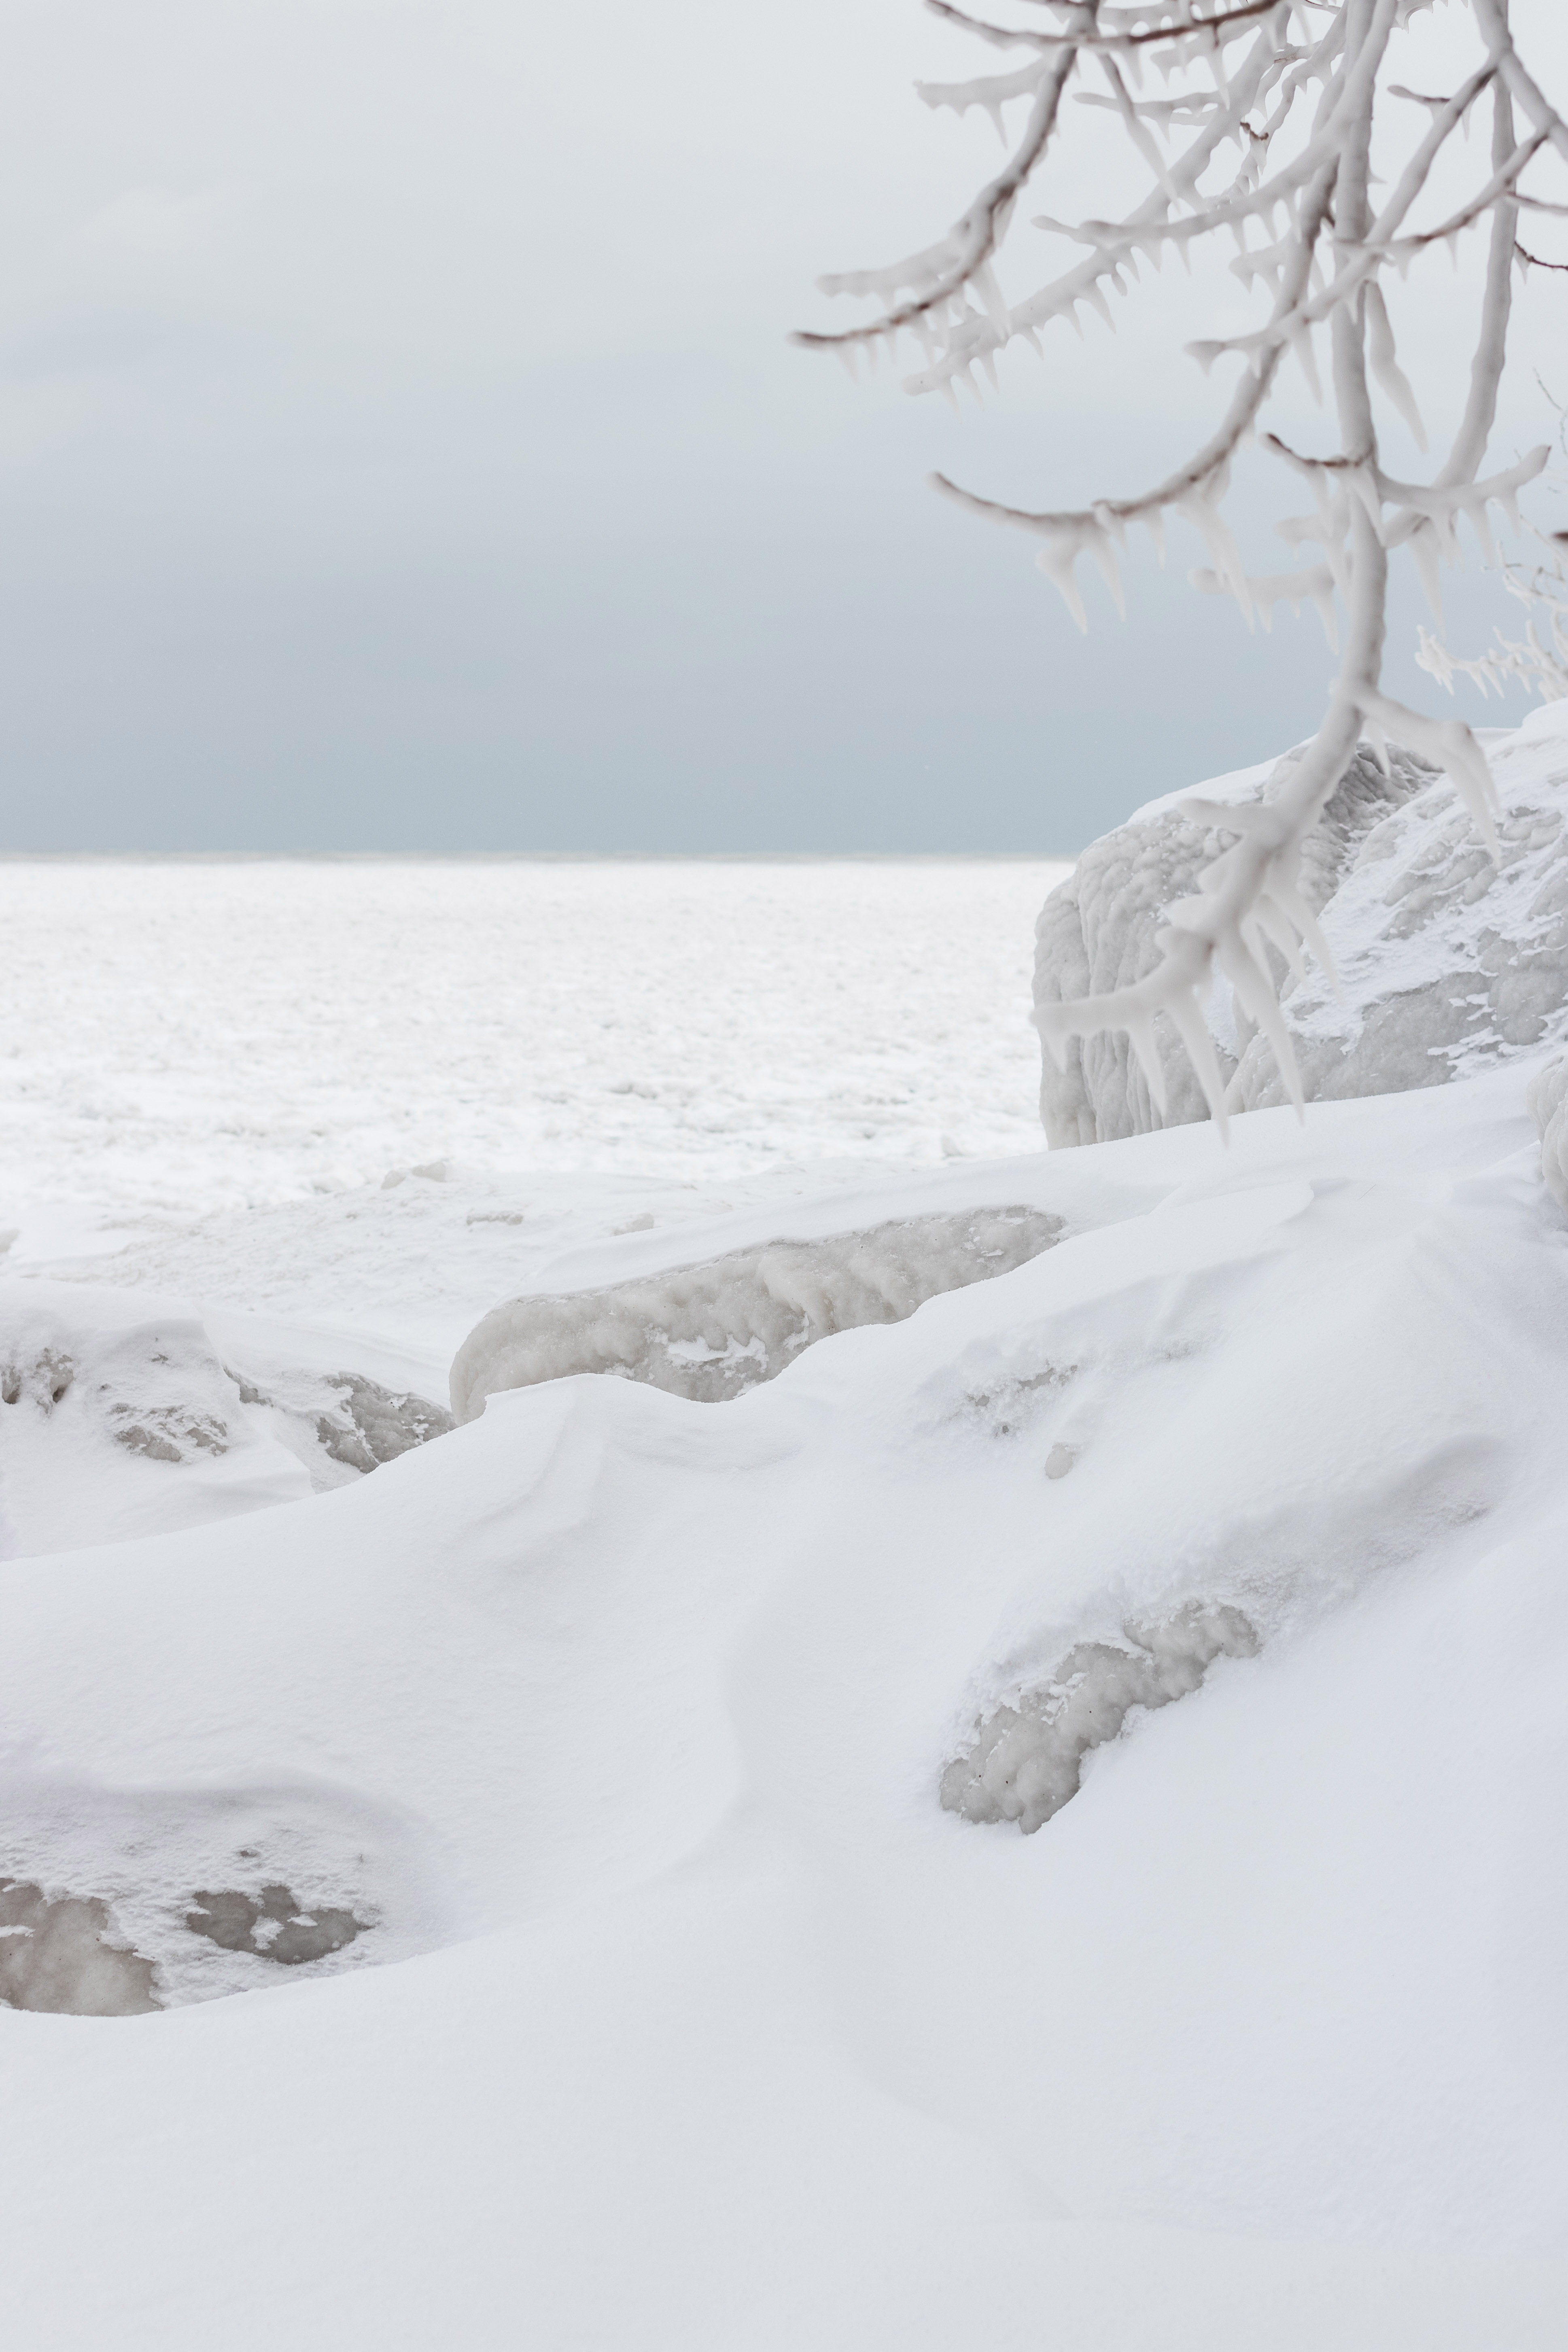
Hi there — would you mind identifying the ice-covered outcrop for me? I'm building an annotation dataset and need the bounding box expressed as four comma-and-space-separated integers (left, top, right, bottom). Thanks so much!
1036, 701, 1568, 1143
0, 1285, 453, 1556
451, 1207, 1064, 1420
941, 1605, 1260, 1834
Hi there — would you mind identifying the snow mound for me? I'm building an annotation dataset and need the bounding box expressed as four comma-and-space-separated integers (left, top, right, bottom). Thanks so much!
1035, 701, 1568, 1143
450, 1206, 1064, 1420
941, 1605, 1259, 1834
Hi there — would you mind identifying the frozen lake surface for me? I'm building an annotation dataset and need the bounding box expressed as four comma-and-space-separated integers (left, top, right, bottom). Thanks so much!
0, 858, 1071, 1219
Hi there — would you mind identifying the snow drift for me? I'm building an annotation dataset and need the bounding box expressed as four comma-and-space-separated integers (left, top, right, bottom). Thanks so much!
450, 1206, 1063, 1420
1035, 699, 1568, 1144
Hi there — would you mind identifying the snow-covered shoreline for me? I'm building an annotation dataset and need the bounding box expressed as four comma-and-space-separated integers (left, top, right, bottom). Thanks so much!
4, 756, 1568, 2346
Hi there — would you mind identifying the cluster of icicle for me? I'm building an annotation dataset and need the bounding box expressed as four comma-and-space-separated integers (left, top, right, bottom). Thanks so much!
800, 0, 1568, 1128
1418, 546, 1568, 705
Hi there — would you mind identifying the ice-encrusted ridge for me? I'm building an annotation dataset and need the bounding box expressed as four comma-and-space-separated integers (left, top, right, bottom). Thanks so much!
451, 1207, 1064, 1419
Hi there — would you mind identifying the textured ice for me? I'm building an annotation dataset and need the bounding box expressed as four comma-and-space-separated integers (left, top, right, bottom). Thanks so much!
0, 858, 1069, 1215
941, 1606, 1260, 1835
450, 1206, 1063, 1419
1035, 701, 1568, 1143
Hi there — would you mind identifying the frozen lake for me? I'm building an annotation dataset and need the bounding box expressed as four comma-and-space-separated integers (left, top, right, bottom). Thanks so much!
0, 857, 1071, 1217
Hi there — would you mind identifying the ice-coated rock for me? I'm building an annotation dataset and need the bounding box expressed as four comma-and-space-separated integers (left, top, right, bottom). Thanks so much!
940, 1604, 1260, 1835
450, 1206, 1063, 1420
1035, 700, 1568, 1144
0, 1284, 453, 1557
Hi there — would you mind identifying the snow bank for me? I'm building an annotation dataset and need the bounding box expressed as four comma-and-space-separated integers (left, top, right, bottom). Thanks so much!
1035, 700, 1568, 1143
450, 1206, 1064, 1420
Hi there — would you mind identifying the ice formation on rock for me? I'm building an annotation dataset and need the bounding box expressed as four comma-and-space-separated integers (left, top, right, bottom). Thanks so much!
450, 1207, 1063, 1420
941, 1605, 1260, 1835
1035, 705, 1568, 1144
0, 1286, 453, 1556
231, 1364, 453, 1479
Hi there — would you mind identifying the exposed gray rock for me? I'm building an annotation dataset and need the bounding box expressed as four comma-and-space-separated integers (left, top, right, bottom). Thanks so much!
185, 1883, 367, 1966
0, 1879, 159, 2015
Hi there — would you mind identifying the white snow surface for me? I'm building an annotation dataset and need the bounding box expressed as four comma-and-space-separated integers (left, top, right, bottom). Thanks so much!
2, 854, 1568, 2345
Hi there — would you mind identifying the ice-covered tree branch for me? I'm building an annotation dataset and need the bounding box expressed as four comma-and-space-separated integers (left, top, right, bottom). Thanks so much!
799, 0, 1567, 1129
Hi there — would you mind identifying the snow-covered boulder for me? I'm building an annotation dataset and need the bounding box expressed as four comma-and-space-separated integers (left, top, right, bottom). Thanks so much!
450, 1206, 1063, 1420
1036, 699, 1568, 1144
0, 1283, 453, 1557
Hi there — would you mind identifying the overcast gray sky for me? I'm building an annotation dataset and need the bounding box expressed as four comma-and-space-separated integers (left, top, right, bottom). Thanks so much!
0, 0, 1563, 852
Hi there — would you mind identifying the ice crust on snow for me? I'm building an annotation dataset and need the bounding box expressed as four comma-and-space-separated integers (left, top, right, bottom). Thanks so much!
450, 1206, 1064, 1419
941, 1605, 1260, 1834
1035, 702, 1568, 1143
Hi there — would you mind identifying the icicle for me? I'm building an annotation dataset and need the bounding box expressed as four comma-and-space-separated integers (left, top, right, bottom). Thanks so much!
1364, 282, 1427, 452
1036, 536, 1088, 633
1091, 525, 1126, 619
1363, 716, 1390, 776
1125, 1015, 1168, 1118
1166, 991, 1230, 1133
